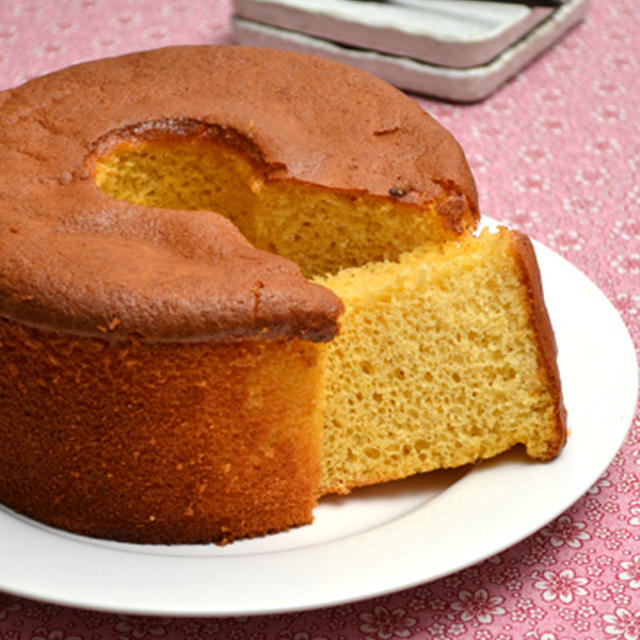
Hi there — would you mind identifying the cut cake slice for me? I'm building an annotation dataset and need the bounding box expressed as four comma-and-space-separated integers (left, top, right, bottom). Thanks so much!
317, 227, 567, 495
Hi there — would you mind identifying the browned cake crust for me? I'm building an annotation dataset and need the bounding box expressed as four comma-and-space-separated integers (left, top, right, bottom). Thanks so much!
0, 45, 476, 341
0, 319, 326, 544
508, 230, 567, 458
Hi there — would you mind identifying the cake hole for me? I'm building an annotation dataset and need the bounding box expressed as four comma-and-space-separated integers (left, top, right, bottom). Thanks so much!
364, 447, 380, 459
89, 118, 457, 279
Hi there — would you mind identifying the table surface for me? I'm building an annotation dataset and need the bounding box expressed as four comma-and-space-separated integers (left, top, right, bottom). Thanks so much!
1, 1, 639, 638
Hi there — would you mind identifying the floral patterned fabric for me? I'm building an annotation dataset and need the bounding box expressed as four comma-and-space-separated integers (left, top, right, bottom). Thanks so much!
0, 1, 638, 638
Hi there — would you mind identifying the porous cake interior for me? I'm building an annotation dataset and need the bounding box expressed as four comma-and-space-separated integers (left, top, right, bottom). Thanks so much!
92, 139, 465, 279
92, 134, 562, 499
315, 229, 562, 494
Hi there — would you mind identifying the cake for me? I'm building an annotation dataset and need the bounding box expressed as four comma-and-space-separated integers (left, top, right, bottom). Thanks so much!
317, 227, 567, 495
0, 45, 482, 544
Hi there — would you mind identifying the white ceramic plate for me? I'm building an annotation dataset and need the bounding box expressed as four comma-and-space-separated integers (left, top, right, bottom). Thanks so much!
0, 225, 637, 617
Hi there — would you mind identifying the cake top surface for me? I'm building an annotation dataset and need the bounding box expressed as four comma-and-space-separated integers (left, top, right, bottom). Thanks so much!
0, 45, 477, 342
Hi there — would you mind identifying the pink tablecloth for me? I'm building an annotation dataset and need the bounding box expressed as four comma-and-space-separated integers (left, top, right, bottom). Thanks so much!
1, 1, 639, 638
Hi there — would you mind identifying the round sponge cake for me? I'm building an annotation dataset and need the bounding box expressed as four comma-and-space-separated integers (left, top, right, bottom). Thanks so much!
0, 45, 478, 544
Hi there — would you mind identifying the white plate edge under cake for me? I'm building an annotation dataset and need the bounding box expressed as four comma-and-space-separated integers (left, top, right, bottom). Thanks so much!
232, 0, 555, 68
0, 219, 637, 617
232, 0, 591, 102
